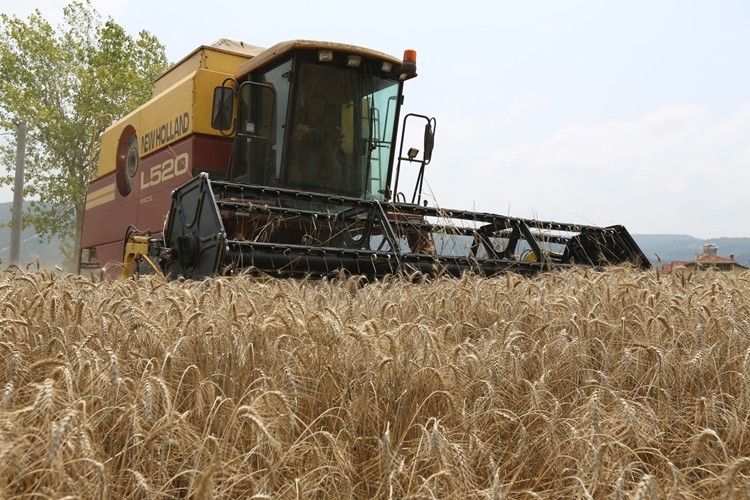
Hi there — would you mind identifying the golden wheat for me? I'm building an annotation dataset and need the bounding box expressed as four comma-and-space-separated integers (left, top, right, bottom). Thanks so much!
0, 266, 749, 497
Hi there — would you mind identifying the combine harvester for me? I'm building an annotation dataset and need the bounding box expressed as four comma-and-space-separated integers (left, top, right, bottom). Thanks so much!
79, 39, 650, 279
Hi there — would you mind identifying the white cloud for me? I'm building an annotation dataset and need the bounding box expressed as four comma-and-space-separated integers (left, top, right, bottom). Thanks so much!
460, 104, 750, 237
641, 103, 704, 127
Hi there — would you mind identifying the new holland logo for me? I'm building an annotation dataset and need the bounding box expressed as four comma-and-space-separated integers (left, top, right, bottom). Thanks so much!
141, 112, 190, 154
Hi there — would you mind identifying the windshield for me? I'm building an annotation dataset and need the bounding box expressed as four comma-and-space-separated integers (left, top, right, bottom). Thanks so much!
286, 61, 400, 200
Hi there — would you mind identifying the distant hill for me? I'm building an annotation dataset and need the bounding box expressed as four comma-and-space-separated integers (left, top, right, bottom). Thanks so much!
632, 234, 750, 268
0, 202, 65, 268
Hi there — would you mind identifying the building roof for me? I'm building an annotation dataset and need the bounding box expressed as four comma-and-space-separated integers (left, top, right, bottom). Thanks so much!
666, 252, 748, 271
695, 253, 738, 265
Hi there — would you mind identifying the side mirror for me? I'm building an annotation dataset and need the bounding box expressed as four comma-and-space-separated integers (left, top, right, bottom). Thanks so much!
211, 86, 234, 131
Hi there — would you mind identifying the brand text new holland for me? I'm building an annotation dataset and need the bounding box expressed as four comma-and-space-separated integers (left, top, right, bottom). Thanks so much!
142, 112, 190, 153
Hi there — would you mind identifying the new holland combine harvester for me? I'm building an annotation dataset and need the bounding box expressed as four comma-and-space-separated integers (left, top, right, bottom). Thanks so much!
79, 39, 650, 279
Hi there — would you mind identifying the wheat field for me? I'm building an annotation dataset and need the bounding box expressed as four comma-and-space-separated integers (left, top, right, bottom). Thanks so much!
0, 265, 749, 498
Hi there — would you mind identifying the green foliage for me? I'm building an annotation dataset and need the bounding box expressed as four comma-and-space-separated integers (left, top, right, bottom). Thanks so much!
0, 1, 168, 269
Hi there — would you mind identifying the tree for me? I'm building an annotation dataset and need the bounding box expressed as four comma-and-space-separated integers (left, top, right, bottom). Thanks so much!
0, 1, 168, 270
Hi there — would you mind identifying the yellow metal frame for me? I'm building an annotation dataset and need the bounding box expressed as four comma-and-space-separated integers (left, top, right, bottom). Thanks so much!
122, 235, 165, 279
95, 46, 256, 180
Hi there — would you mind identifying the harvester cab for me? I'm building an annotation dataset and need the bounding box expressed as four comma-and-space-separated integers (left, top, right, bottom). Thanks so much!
79, 39, 650, 280
211, 41, 417, 201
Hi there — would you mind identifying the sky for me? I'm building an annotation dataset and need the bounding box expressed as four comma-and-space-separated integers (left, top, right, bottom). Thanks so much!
1, 0, 750, 238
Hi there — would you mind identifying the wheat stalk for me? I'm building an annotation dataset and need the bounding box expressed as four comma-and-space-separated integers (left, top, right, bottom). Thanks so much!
722, 456, 750, 500
46, 407, 77, 465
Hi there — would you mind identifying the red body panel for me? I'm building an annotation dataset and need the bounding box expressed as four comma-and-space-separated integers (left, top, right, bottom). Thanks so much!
80, 134, 232, 269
